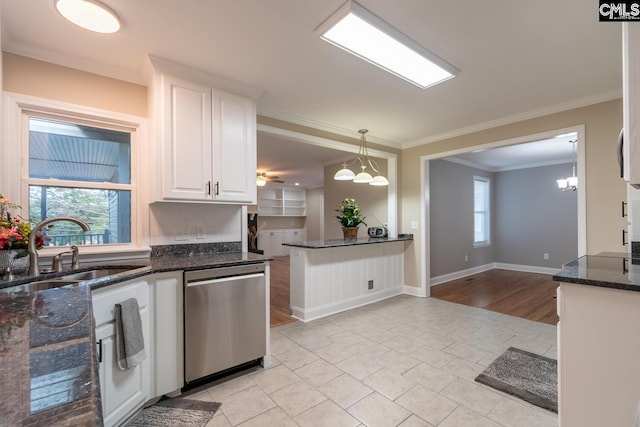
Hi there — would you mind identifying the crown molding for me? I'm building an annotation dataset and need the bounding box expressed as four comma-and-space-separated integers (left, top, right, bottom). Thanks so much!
402, 89, 621, 149
3, 42, 146, 85
444, 156, 572, 172
257, 107, 403, 149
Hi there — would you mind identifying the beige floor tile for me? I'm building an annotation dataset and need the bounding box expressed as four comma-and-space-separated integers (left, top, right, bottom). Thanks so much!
376, 349, 421, 374
270, 334, 301, 356
294, 332, 335, 351
329, 330, 367, 346
250, 364, 301, 394
336, 354, 383, 380
363, 368, 416, 400
205, 413, 233, 427
351, 338, 392, 358
219, 385, 277, 425
295, 358, 344, 387
487, 397, 558, 427
236, 407, 298, 427
207, 375, 258, 401
443, 342, 494, 363
397, 414, 434, 426
440, 378, 502, 415
294, 399, 360, 427
382, 336, 425, 354
317, 374, 373, 408
395, 384, 458, 426
347, 392, 411, 427
415, 333, 455, 350
442, 357, 485, 382
439, 404, 503, 427
315, 342, 361, 364
410, 346, 457, 368
276, 345, 320, 370
270, 380, 327, 417
403, 362, 456, 392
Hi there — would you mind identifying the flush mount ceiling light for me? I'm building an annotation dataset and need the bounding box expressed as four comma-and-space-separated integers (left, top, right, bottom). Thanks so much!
54, 0, 121, 33
557, 140, 578, 192
334, 129, 389, 186
315, 0, 458, 89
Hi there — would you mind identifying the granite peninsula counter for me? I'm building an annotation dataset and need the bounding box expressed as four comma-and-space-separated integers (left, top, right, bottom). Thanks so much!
283, 235, 413, 322
0, 248, 272, 426
553, 253, 640, 426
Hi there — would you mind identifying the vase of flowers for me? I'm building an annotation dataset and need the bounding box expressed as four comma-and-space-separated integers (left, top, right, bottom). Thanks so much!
0, 195, 45, 274
336, 198, 367, 239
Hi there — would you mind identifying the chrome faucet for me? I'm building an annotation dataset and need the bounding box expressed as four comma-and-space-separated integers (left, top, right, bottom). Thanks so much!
28, 217, 91, 276
51, 245, 79, 272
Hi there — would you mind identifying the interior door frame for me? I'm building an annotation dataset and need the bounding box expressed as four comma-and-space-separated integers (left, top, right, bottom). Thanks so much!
419, 124, 587, 295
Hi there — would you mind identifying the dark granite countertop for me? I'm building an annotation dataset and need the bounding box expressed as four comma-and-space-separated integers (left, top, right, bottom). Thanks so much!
552, 253, 640, 291
282, 234, 413, 249
0, 244, 272, 425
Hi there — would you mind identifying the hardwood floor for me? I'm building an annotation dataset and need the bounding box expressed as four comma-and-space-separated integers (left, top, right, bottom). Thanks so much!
431, 269, 559, 325
269, 255, 297, 328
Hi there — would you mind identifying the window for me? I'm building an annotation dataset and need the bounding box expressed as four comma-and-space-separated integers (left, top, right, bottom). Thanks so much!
473, 176, 490, 246
25, 115, 134, 247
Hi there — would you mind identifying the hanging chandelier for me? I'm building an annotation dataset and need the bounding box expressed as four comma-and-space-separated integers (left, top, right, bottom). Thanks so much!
557, 140, 578, 191
334, 129, 389, 186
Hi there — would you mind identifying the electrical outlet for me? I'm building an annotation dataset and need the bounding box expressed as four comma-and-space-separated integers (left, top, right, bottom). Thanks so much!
464, 254, 468, 262
544, 253, 550, 260
410, 221, 419, 230
368, 280, 374, 290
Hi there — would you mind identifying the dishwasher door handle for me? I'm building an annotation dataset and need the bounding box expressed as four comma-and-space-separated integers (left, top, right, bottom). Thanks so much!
186, 273, 265, 287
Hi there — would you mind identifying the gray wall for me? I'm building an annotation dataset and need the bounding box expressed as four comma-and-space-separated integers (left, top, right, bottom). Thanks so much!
494, 163, 578, 268
429, 159, 495, 277
429, 160, 578, 278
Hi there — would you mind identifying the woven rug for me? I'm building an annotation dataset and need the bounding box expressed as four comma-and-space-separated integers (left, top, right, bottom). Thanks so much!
475, 347, 557, 413
126, 399, 221, 427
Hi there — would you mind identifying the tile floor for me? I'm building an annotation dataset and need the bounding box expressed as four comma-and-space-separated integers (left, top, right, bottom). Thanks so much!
189, 295, 558, 427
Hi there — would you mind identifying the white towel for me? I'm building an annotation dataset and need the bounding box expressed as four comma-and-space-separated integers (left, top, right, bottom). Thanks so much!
115, 298, 146, 371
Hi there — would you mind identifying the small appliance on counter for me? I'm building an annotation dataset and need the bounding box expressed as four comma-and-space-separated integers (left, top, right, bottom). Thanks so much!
368, 226, 388, 238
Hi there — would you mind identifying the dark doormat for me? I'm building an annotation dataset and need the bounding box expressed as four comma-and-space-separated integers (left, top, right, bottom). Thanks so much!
475, 346, 557, 413
125, 398, 221, 426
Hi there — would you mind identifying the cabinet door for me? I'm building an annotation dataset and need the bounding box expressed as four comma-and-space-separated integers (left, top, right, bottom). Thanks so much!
163, 76, 213, 200
623, 23, 640, 186
259, 230, 285, 256
212, 90, 257, 203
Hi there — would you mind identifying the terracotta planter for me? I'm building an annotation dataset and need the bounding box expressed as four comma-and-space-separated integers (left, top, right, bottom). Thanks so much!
342, 227, 359, 240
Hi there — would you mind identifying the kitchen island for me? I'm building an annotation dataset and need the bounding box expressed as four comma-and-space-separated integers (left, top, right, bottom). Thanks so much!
553, 253, 640, 427
283, 235, 412, 322
0, 245, 272, 426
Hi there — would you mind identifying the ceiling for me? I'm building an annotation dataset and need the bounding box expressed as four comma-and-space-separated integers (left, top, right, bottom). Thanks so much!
0, 0, 621, 187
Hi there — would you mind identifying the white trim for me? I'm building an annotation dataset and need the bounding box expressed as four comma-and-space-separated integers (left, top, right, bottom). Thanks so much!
257, 123, 399, 238
421, 124, 587, 288
445, 155, 575, 173
403, 284, 427, 297
430, 262, 560, 287
493, 262, 560, 275
3, 92, 150, 255
430, 263, 494, 287
404, 90, 620, 148
291, 286, 402, 322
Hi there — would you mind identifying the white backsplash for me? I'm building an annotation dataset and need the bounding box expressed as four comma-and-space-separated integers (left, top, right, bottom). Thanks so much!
149, 203, 242, 246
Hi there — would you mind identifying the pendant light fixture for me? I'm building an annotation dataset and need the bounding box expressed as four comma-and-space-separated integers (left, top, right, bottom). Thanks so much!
557, 140, 578, 191
54, 0, 121, 34
334, 129, 389, 186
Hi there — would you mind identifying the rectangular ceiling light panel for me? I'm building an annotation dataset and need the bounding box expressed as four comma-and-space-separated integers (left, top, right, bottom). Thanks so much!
315, 1, 458, 89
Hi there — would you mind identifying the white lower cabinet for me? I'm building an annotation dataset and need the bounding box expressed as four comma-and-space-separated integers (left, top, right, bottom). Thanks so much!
92, 279, 150, 427
259, 228, 307, 256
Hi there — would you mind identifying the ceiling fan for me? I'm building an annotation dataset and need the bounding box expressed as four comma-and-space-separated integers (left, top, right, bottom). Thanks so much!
256, 172, 284, 186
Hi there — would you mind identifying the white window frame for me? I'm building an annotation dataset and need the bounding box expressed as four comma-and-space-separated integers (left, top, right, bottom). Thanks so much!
3, 93, 150, 259
473, 175, 491, 247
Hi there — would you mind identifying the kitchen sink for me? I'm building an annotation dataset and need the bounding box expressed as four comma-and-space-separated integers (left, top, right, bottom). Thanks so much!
60, 268, 133, 281
28, 279, 82, 291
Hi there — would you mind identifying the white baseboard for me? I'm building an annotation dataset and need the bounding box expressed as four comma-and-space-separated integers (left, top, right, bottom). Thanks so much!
430, 263, 494, 287
493, 262, 560, 275
291, 287, 403, 322
430, 262, 560, 287
403, 285, 428, 297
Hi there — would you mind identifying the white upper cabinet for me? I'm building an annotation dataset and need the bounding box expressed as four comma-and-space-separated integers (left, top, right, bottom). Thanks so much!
623, 23, 640, 187
147, 56, 259, 204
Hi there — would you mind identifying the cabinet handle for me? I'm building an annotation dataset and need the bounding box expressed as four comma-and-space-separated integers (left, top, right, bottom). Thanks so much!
214, 181, 219, 196
206, 181, 211, 195
622, 201, 628, 218
623, 229, 629, 246
623, 258, 629, 274
97, 339, 103, 364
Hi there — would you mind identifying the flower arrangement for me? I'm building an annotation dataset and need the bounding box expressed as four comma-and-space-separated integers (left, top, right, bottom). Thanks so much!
336, 198, 367, 228
0, 195, 45, 257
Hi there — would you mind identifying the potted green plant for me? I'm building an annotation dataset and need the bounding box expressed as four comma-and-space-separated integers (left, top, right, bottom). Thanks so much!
336, 198, 367, 239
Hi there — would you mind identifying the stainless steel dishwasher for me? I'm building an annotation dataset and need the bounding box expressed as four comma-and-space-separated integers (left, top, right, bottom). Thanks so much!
184, 263, 266, 385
